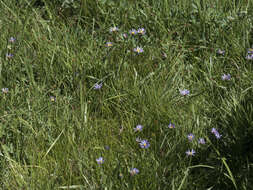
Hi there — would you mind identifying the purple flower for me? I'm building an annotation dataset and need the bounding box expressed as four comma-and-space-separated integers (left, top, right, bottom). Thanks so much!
198, 138, 206, 144
222, 74, 231, 81
137, 28, 146, 35
109, 26, 119, 33
211, 128, 222, 139
96, 157, 104, 164
180, 89, 190, 96
106, 42, 113, 47
6, 53, 13, 58
186, 149, 196, 156
2, 88, 9, 93
217, 49, 225, 55
187, 133, 195, 141
50, 96, 56, 102
211, 128, 217, 134
139, 139, 150, 149
247, 48, 253, 54
246, 54, 253, 60
9, 37, 16, 43
104, 145, 110, 150
134, 124, 143, 132
133, 47, 144, 54
129, 29, 137, 35
215, 132, 222, 139
94, 83, 102, 90
246, 48, 253, 60
130, 168, 139, 175
168, 123, 175, 129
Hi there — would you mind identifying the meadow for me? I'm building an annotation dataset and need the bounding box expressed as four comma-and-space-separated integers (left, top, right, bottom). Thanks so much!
0, 0, 253, 189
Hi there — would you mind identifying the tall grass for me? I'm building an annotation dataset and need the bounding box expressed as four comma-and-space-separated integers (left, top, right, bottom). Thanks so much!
0, 0, 253, 189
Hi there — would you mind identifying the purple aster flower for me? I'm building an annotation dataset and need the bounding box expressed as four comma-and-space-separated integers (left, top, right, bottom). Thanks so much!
109, 26, 119, 33
214, 132, 222, 139
2, 88, 9, 93
211, 128, 218, 134
104, 145, 110, 150
134, 124, 143, 132
94, 83, 102, 90
6, 53, 13, 58
50, 96, 56, 102
221, 74, 231, 81
246, 48, 253, 60
211, 128, 222, 139
9, 37, 16, 43
168, 123, 175, 129
139, 139, 150, 149
130, 168, 139, 175
133, 47, 144, 54
247, 48, 253, 54
187, 133, 195, 141
129, 29, 137, 35
217, 49, 225, 55
186, 149, 196, 156
96, 157, 104, 164
246, 54, 253, 60
198, 138, 206, 144
137, 28, 146, 35
180, 89, 190, 96
106, 42, 113, 47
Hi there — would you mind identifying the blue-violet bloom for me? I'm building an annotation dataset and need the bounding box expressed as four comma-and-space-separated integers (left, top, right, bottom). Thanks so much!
134, 124, 143, 132
94, 83, 102, 90
109, 26, 119, 33
186, 149, 196, 156
187, 133, 195, 141
6, 53, 13, 58
133, 47, 144, 54
180, 89, 190, 96
137, 28, 146, 35
217, 49, 225, 55
130, 168, 139, 175
96, 157, 104, 164
139, 139, 150, 149
129, 29, 137, 35
168, 123, 175, 129
222, 74, 231, 81
9, 37, 16, 43
198, 138, 206, 144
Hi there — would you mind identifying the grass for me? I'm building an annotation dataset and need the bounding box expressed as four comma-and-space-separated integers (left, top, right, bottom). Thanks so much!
0, 0, 253, 189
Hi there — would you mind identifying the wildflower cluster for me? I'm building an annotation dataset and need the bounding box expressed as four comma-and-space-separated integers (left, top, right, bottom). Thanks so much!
185, 132, 206, 157
6, 37, 16, 59
106, 26, 146, 54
